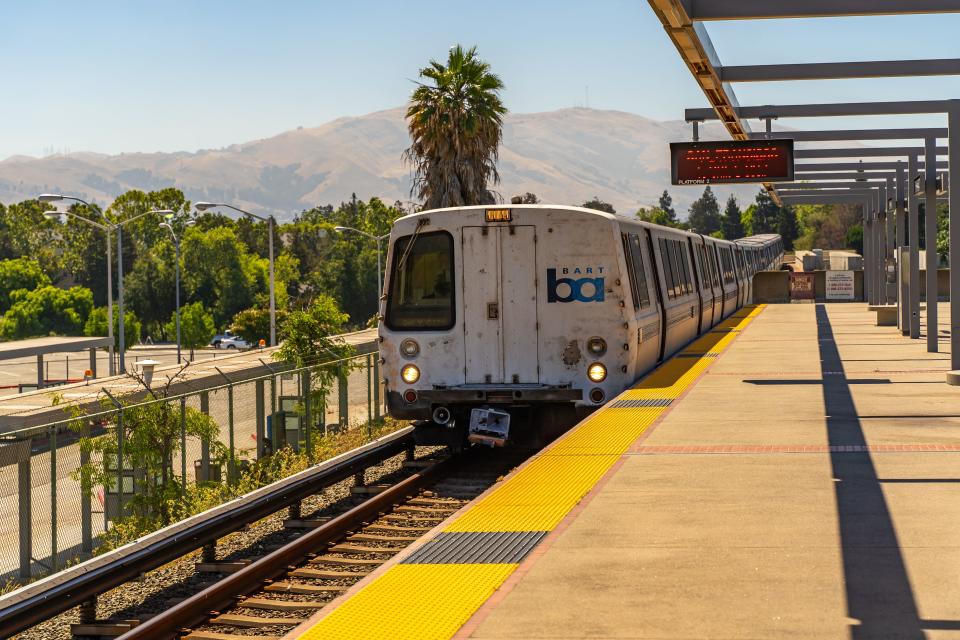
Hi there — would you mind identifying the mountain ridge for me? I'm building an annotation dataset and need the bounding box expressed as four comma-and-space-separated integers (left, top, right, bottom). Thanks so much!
0, 107, 763, 219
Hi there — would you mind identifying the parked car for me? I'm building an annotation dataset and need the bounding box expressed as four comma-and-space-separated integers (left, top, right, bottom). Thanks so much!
210, 330, 238, 347
218, 335, 251, 350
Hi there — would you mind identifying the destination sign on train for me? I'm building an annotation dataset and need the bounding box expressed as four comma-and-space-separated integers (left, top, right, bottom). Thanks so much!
670, 139, 794, 185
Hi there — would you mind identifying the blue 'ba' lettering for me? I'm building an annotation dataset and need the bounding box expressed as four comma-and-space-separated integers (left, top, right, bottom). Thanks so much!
547, 268, 605, 303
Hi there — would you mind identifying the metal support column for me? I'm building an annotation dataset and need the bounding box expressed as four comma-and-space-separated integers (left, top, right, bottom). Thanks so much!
925, 137, 939, 351
896, 165, 907, 331
302, 368, 313, 461
864, 213, 873, 305
373, 357, 381, 420
338, 366, 349, 428
908, 154, 921, 338
36, 354, 44, 389
886, 177, 896, 304
199, 391, 210, 482
49, 429, 57, 573
18, 443, 31, 580
948, 108, 960, 369
81, 422, 91, 554
255, 379, 265, 459
88, 347, 97, 379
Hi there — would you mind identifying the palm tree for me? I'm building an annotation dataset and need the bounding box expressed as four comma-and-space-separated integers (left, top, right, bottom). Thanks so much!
405, 45, 507, 209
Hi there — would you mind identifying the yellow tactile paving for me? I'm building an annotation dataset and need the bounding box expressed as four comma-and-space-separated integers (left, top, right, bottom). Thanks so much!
297, 563, 517, 640
294, 306, 764, 640
444, 453, 620, 532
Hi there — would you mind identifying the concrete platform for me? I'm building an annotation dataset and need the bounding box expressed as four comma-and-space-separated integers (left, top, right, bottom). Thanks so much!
290, 304, 960, 639
463, 304, 958, 640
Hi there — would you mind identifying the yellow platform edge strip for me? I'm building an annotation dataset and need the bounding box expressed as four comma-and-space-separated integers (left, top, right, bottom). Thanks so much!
296, 305, 764, 640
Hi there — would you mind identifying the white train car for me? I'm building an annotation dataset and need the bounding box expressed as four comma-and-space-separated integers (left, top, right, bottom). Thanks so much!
379, 205, 781, 448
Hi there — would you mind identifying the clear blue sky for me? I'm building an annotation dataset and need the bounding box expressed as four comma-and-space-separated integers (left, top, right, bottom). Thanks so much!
1, 1, 958, 159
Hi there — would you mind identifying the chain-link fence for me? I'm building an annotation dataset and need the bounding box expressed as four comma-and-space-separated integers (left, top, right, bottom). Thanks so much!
0, 352, 385, 585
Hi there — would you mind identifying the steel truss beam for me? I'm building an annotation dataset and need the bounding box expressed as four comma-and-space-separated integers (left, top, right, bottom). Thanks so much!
795, 147, 948, 158
796, 161, 946, 172
688, 99, 958, 122
718, 59, 960, 83
748, 129, 947, 141
685, 1, 960, 21
795, 172, 897, 181
777, 181, 888, 189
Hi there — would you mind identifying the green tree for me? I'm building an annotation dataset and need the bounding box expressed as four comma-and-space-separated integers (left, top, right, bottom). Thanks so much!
125, 239, 177, 339
165, 302, 216, 360
84, 306, 142, 351
275, 295, 352, 368
405, 44, 507, 208
581, 197, 616, 214
687, 187, 722, 235
777, 206, 800, 250
510, 193, 540, 204
0, 258, 50, 313
750, 190, 780, 235
658, 190, 676, 222
721, 195, 744, 240
228, 307, 287, 348
0, 200, 63, 277
845, 225, 864, 255
636, 206, 680, 228
1, 285, 94, 339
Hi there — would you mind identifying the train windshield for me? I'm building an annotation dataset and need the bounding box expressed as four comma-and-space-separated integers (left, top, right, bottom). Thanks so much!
385, 231, 455, 330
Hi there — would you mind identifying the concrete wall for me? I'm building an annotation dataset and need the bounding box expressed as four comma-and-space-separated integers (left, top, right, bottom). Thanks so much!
752, 270, 864, 303
752, 269, 949, 303
752, 271, 790, 303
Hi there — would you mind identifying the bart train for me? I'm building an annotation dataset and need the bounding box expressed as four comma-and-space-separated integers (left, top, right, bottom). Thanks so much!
378, 205, 782, 447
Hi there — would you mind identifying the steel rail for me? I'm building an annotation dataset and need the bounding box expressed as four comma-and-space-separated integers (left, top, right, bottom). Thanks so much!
118, 450, 456, 639
0, 427, 415, 637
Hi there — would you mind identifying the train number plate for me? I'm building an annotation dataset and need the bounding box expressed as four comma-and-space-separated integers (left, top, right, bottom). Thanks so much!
468, 408, 511, 447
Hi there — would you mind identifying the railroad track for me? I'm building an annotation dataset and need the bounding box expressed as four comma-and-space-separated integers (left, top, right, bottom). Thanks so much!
115, 447, 528, 640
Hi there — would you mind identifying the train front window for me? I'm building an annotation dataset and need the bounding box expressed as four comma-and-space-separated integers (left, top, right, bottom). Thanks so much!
385, 231, 455, 331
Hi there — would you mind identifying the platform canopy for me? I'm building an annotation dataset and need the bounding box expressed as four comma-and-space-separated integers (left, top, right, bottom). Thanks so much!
0, 336, 111, 362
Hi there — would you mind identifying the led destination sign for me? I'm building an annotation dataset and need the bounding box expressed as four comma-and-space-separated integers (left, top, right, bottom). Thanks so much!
670, 139, 794, 185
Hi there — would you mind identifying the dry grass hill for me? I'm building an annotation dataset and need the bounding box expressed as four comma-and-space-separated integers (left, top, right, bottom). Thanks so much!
0, 107, 764, 220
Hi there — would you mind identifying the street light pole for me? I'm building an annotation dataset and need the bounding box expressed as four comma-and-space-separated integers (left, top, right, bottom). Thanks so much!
160, 222, 182, 363
38, 195, 115, 375
195, 202, 277, 346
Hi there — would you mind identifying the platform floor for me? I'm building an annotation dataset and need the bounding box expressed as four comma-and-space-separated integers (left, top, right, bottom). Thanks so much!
291, 303, 960, 640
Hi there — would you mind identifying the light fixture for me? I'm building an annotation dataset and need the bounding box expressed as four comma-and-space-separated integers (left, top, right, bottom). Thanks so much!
587, 363, 607, 383
401, 364, 421, 384
400, 339, 420, 357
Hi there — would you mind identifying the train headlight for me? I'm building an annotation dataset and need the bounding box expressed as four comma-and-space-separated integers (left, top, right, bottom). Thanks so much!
586, 337, 607, 356
400, 339, 420, 357
587, 363, 607, 383
401, 364, 421, 384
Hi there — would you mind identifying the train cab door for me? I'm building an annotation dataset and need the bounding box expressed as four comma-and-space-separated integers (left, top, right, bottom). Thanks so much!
461, 226, 539, 384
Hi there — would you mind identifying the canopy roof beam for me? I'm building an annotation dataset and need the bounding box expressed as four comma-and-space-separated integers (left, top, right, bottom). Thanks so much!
795, 147, 947, 158
718, 59, 960, 83
748, 128, 947, 141
685, 1, 960, 22
688, 99, 958, 121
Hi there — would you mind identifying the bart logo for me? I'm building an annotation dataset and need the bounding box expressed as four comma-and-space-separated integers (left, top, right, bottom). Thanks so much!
547, 268, 604, 303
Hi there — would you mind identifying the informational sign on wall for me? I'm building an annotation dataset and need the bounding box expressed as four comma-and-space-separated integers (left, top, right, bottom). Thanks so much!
789, 273, 815, 300
825, 270, 855, 300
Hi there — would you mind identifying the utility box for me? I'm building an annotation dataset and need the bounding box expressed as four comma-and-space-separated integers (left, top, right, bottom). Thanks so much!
278, 395, 302, 453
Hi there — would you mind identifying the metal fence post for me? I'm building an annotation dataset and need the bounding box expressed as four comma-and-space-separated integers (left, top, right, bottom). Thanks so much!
50, 428, 58, 573
214, 368, 236, 484
373, 357, 381, 420
302, 368, 312, 461
116, 408, 125, 518
255, 379, 265, 459
179, 398, 187, 497
81, 421, 92, 555
199, 391, 210, 483
18, 440, 32, 580
338, 365, 349, 428
366, 354, 373, 427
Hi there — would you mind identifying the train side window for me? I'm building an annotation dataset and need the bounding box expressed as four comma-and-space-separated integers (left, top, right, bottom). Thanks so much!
667, 240, 682, 299
658, 238, 676, 300
677, 241, 693, 294
628, 234, 651, 309
621, 233, 640, 310
708, 246, 721, 288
